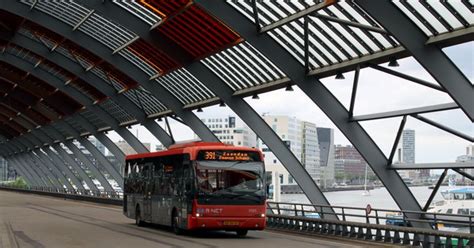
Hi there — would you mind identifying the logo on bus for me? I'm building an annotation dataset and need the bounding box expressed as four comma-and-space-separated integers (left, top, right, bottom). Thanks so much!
197, 208, 223, 215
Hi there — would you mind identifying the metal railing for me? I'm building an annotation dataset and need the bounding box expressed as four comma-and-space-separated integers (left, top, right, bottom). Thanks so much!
0, 184, 123, 199
266, 201, 474, 247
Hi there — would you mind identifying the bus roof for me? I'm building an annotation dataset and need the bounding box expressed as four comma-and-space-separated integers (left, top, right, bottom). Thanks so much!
125, 141, 262, 161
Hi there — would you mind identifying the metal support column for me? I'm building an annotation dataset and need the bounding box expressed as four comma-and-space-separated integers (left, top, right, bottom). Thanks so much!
198, 0, 428, 228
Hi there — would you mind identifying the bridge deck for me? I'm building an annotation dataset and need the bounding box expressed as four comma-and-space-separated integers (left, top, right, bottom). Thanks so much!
0, 190, 399, 248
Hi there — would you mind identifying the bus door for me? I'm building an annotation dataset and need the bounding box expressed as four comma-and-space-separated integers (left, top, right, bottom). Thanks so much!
142, 162, 152, 222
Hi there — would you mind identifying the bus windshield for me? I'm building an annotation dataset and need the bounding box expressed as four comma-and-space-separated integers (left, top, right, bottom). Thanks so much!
196, 161, 264, 197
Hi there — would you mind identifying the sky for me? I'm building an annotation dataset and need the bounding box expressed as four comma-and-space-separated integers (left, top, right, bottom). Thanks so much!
106, 42, 473, 164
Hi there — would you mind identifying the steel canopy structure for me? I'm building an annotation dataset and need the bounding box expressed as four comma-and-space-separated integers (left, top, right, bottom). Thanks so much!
0, 0, 472, 226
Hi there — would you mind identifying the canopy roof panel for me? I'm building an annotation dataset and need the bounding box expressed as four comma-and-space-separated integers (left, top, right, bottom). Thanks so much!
0, 0, 471, 151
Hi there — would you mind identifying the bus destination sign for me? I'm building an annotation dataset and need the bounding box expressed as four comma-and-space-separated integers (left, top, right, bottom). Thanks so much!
197, 150, 261, 162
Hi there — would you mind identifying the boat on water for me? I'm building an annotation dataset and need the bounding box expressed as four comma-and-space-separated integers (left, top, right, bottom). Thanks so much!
428, 187, 474, 215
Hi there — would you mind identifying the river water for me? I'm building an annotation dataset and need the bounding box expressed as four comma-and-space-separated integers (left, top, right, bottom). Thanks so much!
280, 186, 451, 210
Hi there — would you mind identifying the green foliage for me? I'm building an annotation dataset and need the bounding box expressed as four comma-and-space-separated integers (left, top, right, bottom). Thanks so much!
8, 177, 28, 188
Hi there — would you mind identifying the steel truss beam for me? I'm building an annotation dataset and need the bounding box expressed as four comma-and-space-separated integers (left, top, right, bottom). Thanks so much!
56, 120, 123, 188
0, 1, 218, 143
423, 169, 447, 212
7, 34, 165, 148
311, 13, 388, 34
388, 116, 407, 165
355, 0, 474, 122
34, 148, 75, 190
82, 0, 334, 213
369, 64, 445, 92
258, 0, 336, 33
0, 55, 142, 180
351, 103, 459, 122
2, 106, 115, 191
198, 0, 428, 228
0, 54, 144, 169
73, 114, 126, 163
28, 127, 87, 191
42, 146, 85, 191
453, 169, 474, 181
307, 29, 473, 80
348, 65, 360, 117
23, 152, 61, 188
411, 114, 473, 142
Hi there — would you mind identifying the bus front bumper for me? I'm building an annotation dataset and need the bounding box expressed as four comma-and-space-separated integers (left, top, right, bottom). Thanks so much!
187, 215, 266, 230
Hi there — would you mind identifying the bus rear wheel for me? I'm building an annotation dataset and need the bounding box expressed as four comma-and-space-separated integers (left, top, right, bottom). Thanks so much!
236, 230, 248, 237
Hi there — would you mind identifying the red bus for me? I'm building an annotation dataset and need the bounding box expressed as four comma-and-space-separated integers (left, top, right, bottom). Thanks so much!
123, 142, 266, 236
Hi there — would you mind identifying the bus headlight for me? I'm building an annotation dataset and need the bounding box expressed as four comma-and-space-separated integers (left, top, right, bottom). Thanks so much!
196, 213, 200, 217
260, 214, 265, 218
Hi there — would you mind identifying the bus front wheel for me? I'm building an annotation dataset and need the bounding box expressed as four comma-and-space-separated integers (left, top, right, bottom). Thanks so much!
236, 230, 248, 237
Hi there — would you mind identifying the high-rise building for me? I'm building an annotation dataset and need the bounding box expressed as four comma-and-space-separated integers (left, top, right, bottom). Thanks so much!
260, 115, 321, 185
200, 116, 257, 147
399, 129, 415, 164
396, 129, 428, 179
302, 121, 321, 182
317, 127, 335, 187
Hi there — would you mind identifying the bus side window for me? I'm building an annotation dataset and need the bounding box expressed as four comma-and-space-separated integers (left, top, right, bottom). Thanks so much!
173, 155, 184, 196
153, 159, 163, 195
161, 156, 171, 195
182, 156, 193, 194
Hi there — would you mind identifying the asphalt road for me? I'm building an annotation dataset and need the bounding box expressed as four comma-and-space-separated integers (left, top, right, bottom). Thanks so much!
0, 190, 397, 248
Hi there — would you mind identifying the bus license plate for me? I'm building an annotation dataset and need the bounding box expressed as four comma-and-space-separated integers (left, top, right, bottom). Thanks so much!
223, 221, 239, 226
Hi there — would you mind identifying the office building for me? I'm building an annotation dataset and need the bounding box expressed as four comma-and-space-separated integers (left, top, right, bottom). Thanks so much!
260, 115, 322, 185
334, 145, 374, 184
200, 116, 257, 147
317, 127, 335, 187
